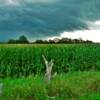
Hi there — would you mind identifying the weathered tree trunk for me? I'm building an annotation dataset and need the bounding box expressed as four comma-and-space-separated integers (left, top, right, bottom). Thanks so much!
42, 55, 56, 83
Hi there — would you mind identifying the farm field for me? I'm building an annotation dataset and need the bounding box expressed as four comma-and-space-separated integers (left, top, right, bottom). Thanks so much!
0, 44, 100, 78
0, 44, 100, 99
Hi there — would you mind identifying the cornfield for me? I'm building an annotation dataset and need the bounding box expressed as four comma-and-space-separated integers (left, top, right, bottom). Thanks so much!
0, 44, 100, 78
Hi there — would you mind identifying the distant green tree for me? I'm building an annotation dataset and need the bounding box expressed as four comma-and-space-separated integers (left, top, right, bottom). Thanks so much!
85, 40, 93, 43
43, 40, 49, 44
35, 40, 44, 43
58, 38, 72, 43
49, 40, 55, 44
8, 39, 16, 44
8, 35, 29, 44
18, 35, 29, 43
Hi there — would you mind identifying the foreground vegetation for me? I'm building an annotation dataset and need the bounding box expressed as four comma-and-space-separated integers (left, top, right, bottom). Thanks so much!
0, 44, 100, 78
0, 44, 100, 99
1, 71, 100, 100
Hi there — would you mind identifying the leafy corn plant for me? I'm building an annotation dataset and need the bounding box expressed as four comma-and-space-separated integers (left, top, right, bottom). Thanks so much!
0, 44, 100, 78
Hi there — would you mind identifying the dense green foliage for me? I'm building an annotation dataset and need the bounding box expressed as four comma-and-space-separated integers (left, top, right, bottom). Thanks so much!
1, 72, 100, 100
0, 44, 100, 78
8, 35, 29, 44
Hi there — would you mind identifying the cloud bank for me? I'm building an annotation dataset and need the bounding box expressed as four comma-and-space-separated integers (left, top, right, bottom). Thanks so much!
48, 30, 100, 43
0, 0, 100, 41
48, 21, 100, 42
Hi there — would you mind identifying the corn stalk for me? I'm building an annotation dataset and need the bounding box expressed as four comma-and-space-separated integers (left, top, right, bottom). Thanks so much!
0, 83, 3, 96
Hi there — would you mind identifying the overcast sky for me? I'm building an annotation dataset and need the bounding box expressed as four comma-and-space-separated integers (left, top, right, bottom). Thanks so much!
0, 0, 100, 42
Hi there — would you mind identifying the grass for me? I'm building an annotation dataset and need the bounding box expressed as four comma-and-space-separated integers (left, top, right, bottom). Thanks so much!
0, 44, 100, 99
0, 71, 100, 100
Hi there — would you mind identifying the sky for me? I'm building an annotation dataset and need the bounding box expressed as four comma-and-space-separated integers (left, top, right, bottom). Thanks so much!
0, 0, 100, 42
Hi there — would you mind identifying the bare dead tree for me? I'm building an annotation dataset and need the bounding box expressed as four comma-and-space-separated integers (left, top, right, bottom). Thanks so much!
42, 55, 57, 83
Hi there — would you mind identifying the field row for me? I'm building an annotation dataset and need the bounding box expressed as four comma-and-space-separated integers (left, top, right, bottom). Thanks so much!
0, 44, 100, 78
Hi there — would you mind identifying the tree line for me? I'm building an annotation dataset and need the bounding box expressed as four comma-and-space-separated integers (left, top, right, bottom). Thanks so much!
8, 36, 29, 44
35, 38, 93, 44
0, 35, 93, 44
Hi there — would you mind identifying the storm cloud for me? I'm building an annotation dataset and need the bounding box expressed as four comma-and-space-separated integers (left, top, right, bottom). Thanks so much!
0, 0, 100, 41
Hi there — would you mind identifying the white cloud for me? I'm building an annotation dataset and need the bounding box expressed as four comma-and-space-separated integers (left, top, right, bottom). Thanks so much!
0, 0, 20, 6
47, 21, 100, 43
88, 20, 100, 30
7, 0, 19, 6
0, 0, 59, 6
25, 0, 59, 3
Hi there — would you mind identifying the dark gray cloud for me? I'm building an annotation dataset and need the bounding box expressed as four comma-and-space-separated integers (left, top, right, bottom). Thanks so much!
0, 0, 100, 41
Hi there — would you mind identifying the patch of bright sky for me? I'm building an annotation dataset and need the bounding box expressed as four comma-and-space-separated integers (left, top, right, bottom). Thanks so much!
47, 21, 100, 43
